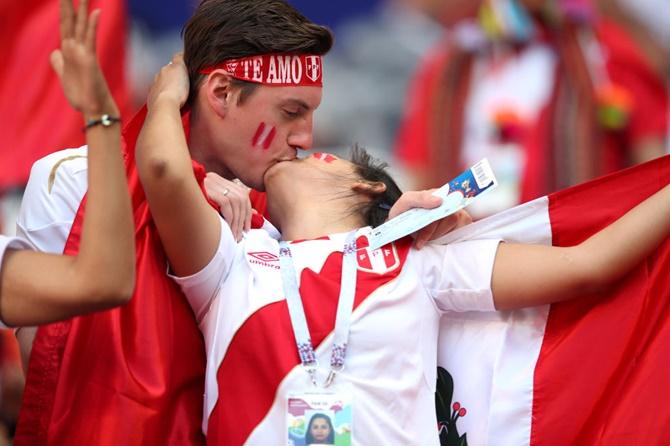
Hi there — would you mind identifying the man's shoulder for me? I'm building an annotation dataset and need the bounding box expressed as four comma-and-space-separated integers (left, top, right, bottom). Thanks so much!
25, 146, 89, 201
17, 146, 89, 251
29, 146, 89, 182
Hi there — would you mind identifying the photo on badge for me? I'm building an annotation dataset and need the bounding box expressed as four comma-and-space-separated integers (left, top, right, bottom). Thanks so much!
287, 393, 352, 445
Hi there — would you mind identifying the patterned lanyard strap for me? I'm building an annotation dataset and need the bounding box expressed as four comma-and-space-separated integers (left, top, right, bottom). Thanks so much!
279, 231, 358, 388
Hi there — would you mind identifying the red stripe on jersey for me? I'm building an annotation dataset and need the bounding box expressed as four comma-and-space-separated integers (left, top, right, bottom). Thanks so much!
207, 238, 412, 444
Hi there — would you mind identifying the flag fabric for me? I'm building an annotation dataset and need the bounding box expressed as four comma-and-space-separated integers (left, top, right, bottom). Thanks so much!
14, 109, 208, 445
436, 154, 670, 445
0, 0, 131, 192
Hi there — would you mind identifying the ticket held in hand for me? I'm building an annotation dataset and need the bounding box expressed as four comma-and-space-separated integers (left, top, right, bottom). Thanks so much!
367, 159, 498, 251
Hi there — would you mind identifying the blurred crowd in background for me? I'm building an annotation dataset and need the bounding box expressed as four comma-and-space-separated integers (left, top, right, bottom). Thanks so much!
1, 0, 669, 442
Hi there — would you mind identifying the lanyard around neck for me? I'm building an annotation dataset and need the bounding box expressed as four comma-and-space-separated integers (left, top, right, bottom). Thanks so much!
278, 231, 358, 388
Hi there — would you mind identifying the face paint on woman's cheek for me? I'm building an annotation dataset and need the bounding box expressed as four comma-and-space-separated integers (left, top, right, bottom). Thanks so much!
251, 122, 277, 150
312, 152, 337, 163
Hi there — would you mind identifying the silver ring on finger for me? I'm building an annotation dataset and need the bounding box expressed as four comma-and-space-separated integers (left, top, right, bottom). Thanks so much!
222, 188, 229, 196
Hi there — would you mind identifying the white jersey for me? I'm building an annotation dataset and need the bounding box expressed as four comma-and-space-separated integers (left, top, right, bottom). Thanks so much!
172, 216, 501, 445
14, 147, 88, 360
17, 147, 88, 253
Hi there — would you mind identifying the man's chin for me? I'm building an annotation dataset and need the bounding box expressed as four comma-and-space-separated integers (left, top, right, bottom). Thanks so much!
264, 159, 291, 181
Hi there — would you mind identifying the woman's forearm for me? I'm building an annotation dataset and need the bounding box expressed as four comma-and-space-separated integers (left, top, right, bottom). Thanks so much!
492, 181, 670, 310
578, 182, 670, 285
76, 107, 135, 302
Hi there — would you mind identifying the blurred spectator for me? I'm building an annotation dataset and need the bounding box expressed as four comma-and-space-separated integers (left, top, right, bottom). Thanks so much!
395, 0, 668, 217
598, 0, 669, 78
313, 0, 449, 188
607, 0, 669, 52
597, 0, 670, 154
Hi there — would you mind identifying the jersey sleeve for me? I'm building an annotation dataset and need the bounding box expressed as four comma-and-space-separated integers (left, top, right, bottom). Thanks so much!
417, 239, 501, 312
169, 216, 239, 324
0, 235, 33, 327
16, 147, 88, 254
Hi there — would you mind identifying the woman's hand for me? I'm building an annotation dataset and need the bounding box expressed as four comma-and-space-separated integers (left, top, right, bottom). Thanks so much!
388, 190, 472, 249
50, 0, 117, 119
204, 173, 253, 241
147, 53, 189, 111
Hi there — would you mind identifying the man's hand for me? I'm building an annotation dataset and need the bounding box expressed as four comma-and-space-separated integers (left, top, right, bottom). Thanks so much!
204, 173, 253, 241
389, 190, 472, 249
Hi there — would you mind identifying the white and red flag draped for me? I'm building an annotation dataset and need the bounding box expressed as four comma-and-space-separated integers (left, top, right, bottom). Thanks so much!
436, 154, 670, 445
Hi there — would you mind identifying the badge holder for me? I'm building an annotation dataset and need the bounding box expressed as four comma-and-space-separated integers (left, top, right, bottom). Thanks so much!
287, 386, 353, 446
280, 233, 358, 446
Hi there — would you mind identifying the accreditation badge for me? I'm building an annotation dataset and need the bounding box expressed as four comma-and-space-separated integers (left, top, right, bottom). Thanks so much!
286, 388, 352, 446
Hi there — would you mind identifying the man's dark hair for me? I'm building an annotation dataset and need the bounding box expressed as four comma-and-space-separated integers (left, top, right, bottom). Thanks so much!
183, 0, 333, 104
349, 144, 403, 228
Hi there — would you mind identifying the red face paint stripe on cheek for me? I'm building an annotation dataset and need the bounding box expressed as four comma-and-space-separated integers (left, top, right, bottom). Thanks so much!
251, 122, 266, 147
262, 126, 276, 150
311, 152, 337, 163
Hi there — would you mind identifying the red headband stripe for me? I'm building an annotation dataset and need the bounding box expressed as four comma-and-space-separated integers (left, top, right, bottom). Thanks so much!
200, 54, 323, 87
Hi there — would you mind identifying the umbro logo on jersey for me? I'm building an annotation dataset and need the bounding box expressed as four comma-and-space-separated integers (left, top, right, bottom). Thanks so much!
248, 251, 280, 269
249, 252, 278, 262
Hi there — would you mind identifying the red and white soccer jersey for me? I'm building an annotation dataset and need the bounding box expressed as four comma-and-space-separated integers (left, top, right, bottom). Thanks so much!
172, 217, 501, 445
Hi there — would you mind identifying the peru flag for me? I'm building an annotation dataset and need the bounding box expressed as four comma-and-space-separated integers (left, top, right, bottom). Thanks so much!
436, 154, 670, 445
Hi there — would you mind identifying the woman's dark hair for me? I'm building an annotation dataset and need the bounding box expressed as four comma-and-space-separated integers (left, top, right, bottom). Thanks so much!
305, 413, 335, 444
349, 144, 403, 228
183, 0, 333, 104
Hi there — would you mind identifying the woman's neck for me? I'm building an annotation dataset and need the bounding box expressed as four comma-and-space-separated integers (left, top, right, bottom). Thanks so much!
278, 203, 364, 241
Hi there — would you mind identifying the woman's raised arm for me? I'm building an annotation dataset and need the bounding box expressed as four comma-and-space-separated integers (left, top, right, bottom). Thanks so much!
492, 181, 670, 310
0, 0, 135, 326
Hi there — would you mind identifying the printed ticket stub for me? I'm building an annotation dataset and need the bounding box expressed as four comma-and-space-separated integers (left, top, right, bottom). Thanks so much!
367, 159, 497, 251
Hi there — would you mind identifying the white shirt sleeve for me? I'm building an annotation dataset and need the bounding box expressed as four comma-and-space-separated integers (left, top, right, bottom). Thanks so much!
417, 239, 501, 312
16, 147, 88, 254
0, 235, 33, 327
169, 216, 239, 324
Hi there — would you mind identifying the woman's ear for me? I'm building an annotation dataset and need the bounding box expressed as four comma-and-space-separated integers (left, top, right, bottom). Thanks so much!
202, 71, 236, 119
352, 180, 387, 196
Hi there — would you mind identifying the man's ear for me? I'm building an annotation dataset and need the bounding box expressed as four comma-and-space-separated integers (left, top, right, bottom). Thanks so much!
352, 180, 387, 196
203, 70, 236, 118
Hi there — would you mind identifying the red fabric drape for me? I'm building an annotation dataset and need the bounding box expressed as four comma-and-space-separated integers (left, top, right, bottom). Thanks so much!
0, 0, 131, 192
15, 108, 206, 445
532, 154, 670, 444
